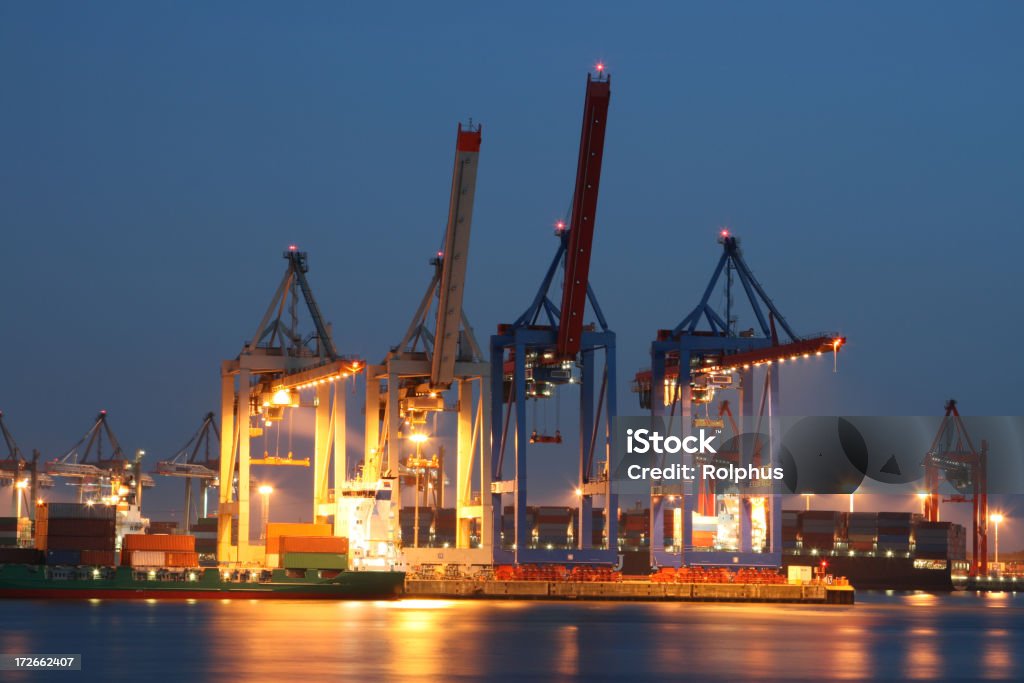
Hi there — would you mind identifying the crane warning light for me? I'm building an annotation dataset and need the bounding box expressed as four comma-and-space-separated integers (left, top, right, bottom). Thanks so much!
720, 228, 730, 238
555, 220, 566, 232
288, 245, 298, 252
437, 251, 443, 258
595, 62, 605, 73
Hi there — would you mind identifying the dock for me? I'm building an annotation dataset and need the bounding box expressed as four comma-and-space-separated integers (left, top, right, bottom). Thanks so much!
405, 579, 855, 604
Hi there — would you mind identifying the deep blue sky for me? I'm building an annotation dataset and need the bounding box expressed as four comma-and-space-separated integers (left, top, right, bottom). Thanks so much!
2, 3, 1022, 543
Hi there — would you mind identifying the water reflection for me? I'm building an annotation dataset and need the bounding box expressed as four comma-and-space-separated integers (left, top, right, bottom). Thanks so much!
0, 593, 1020, 681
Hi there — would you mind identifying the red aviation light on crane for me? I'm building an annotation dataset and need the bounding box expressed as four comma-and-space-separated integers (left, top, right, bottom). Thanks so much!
720, 228, 730, 238
554, 220, 566, 234
595, 62, 605, 73
288, 245, 298, 252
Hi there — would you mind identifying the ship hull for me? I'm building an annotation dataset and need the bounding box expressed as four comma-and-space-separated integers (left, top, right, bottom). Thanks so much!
0, 565, 405, 600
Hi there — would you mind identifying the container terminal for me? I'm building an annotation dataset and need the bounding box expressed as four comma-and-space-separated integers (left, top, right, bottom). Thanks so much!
0, 69, 1013, 603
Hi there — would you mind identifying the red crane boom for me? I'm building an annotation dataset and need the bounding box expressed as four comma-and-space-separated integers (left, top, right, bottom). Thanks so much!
556, 74, 610, 358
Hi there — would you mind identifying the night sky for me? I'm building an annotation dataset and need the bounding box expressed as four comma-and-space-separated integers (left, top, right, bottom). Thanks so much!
2, 3, 1022, 546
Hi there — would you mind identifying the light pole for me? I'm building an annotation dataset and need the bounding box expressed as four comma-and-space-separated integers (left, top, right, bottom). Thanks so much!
803, 493, 813, 511
409, 433, 429, 549
990, 513, 1004, 565
15, 479, 28, 520
258, 485, 273, 542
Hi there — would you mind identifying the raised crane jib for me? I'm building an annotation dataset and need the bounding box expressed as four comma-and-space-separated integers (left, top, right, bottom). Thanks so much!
556, 74, 611, 359
430, 123, 482, 390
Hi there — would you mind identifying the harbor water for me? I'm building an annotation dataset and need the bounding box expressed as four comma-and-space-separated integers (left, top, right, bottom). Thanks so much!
1, 591, 1020, 681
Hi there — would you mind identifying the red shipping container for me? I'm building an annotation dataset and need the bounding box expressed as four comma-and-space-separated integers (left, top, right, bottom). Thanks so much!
123, 534, 195, 552
80, 550, 117, 566
165, 551, 200, 567
278, 536, 349, 554
47, 518, 116, 538
42, 535, 115, 552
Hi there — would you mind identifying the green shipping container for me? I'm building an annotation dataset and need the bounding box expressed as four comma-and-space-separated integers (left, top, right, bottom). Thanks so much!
282, 552, 348, 570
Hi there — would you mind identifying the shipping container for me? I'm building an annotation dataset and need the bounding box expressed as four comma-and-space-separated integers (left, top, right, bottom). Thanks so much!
165, 551, 200, 567
0, 517, 18, 532
45, 549, 82, 565
282, 552, 347, 570
0, 547, 44, 564
80, 550, 117, 566
37, 502, 115, 520
123, 534, 195, 552
278, 536, 349, 554
266, 523, 332, 554
126, 550, 167, 567
46, 518, 116, 538
39, 535, 116, 552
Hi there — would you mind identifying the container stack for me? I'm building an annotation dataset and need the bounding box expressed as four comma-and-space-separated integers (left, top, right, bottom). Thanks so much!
121, 533, 198, 568
148, 521, 178, 535
265, 522, 332, 567
846, 512, 879, 552
914, 521, 967, 560
190, 517, 219, 557
591, 508, 606, 547
500, 506, 537, 548
36, 502, 117, 566
535, 506, 572, 548
0, 517, 17, 547
619, 509, 650, 550
399, 507, 434, 547
433, 508, 456, 547
799, 511, 841, 551
782, 510, 799, 551
877, 512, 913, 555
279, 535, 349, 570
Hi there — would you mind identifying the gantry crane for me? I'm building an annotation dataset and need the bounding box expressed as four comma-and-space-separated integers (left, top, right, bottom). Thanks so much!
923, 400, 988, 575
365, 122, 492, 566
634, 232, 845, 568
45, 411, 152, 506
154, 412, 221, 531
491, 70, 617, 564
218, 249, 364, 565
1, 412, 52, 520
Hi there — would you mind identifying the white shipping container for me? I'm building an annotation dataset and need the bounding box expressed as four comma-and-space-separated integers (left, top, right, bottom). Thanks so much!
130, 550, 167, 567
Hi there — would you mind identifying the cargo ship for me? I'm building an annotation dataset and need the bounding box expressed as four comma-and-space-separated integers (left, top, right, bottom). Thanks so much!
0, 563, 405, 600
0, 503, 404, 600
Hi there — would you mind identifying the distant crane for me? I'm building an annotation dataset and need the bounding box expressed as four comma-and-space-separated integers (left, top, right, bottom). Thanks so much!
491, 71, 617, 564
1, 412, 53, 520
365, 122, 492, 563
154, 412, 221, 531
923, 400, 988, 575
45, 411, 151, 506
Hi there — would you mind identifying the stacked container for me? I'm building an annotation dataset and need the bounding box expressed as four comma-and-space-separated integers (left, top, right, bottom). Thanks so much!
535, 506, 571, 548
619, 509, 650, 549
148, 520, 178, 535
846, 512, 879, 552
799, 511, 842, 551
0, 517, 17, 547
500, 506, 536, 549
398, 507, 434, 547
914, 521, 967, 560
265, 522, 331, 567
877, 512, 913, 554
782, 510, 799, 550
190, 517, 219, 556
36, 502, 116, 566
121, 533, 198, 568
591, 508, 606, 548
433, 508, 456, 546
279, 535, 349, 570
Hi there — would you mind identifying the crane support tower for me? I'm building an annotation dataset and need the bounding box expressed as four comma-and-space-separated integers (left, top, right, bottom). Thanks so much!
218, 250, 364, 565
365, 123, 492, 567
634, 232, 845, 569
923, 400, 988, 575
491, 72, 617, 565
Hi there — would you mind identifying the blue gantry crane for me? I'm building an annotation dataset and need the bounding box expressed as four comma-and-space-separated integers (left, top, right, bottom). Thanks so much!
490, 70, 617, 564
